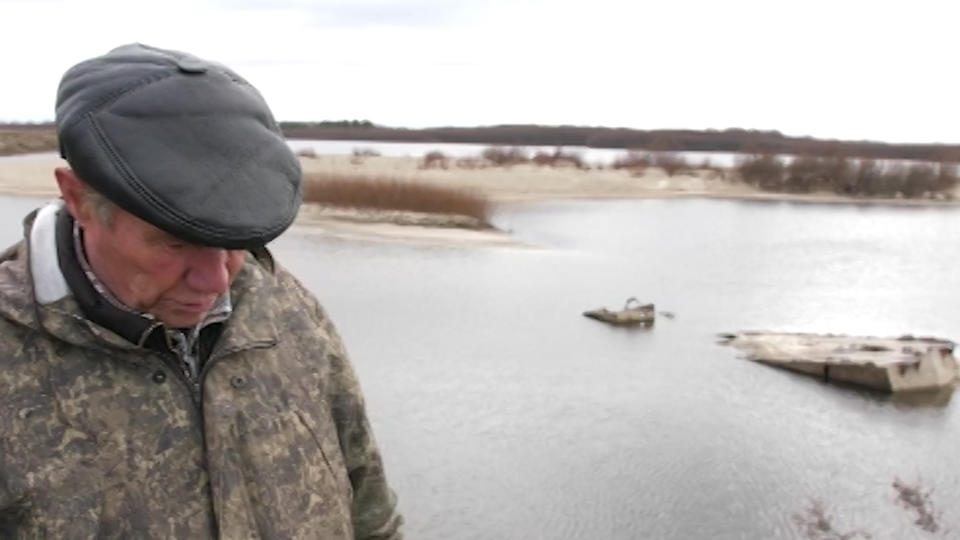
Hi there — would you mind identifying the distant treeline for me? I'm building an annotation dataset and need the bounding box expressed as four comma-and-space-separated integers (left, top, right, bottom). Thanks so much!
280, 123, 960, 162
5, 121, 960, 162
0, 122, 54, 131
282, 119, 375, 129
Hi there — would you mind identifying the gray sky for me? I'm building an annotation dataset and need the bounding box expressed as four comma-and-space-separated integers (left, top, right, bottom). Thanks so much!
2, 0, 958, 143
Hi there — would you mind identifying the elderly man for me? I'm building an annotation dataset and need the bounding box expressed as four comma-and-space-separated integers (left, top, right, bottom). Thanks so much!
0, 44, 402, 538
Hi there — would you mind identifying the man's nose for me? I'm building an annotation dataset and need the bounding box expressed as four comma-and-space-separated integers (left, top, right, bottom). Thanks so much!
185, 247, 231, 294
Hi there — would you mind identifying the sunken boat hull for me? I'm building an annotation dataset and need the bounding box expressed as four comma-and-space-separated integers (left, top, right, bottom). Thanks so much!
720, 332, 958, 392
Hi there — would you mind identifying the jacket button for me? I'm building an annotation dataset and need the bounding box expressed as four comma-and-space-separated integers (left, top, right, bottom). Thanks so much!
230, 375, 248, 389
152, 370, 167, 384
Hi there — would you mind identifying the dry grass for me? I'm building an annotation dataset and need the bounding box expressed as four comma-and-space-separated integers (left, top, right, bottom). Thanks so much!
302, 172, 491, 224
794, 478, 949, 539
0, 128, 58, 156
792, 500, 872, 540
893, 478, 942, 533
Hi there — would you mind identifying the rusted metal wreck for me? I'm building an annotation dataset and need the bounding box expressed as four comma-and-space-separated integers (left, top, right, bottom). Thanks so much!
583, 297, 655, 327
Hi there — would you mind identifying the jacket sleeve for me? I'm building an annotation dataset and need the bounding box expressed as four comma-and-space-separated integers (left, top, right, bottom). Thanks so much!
268, 261, 405, 540
317, 309, 404, 540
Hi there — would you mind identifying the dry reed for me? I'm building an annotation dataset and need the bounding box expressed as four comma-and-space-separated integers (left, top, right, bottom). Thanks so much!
302, 173, 490, 224
792, 500, 872, 540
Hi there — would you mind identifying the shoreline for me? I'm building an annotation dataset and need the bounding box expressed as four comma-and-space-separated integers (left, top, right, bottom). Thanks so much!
1, 153, 958, 246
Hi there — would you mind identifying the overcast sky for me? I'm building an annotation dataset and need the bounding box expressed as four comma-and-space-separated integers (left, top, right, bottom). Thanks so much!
2, 0, 958, 143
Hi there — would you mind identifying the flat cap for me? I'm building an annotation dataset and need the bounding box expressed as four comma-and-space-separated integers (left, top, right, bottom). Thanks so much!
55, 43, 302, 248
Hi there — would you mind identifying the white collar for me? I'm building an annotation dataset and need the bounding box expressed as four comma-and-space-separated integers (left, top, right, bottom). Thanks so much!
29, 201, 69, 305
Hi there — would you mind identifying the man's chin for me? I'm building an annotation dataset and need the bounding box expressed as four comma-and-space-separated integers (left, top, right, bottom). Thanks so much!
156, 309, 208, 329
153, 300, 215, 328
160, 316, 204, 329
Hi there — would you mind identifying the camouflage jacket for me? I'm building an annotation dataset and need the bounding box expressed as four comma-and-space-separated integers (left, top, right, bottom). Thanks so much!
0, 209, 403, 539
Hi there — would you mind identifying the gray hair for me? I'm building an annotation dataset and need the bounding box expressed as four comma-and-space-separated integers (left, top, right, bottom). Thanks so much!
82, 187, 117, 227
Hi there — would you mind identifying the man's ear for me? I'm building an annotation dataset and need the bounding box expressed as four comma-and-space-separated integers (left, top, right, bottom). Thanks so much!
54, 168, 93, 226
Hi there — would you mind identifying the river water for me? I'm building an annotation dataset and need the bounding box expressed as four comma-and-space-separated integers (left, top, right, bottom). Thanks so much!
1, 195, 957, 539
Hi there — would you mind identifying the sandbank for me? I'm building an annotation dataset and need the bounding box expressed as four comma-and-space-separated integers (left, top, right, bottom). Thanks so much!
1, 153, 958, 245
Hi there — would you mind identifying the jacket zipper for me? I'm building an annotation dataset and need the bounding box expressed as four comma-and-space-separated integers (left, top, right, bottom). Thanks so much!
156, 350, 202, 407
163, 330, 203, 403
148, 350, 217, 534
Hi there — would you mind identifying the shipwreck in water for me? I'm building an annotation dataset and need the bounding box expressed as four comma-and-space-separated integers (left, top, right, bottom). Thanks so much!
719, 332, 958, 392
583, 297, 655, 327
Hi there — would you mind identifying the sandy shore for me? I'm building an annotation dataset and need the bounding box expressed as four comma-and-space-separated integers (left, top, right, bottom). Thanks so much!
0, 153, 531, 246
302, 155, 960, 207
2, 153, 958, 245
299, 154, 752, 202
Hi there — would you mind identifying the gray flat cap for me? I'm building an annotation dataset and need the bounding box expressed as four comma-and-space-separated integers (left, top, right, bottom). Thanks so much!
56, 43, 302, 248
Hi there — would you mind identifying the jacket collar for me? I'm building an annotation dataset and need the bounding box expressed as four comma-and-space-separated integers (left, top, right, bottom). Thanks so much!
52, 205, 164, 346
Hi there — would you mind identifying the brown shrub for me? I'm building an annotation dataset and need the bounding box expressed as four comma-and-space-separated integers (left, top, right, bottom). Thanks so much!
785, 156, 827, 193
531, 147, 586, 169
902, 163, 938, 198
531, 152, 554, 166
735, 155, 958, 198
737, 154, 786, 190
651, 153, 690, 177
819, 155, 855, 194
612, 152, 652, 170
936, 162, 959, 192
352, 147, 381, 158
420, 150, 449, 169
481, 146, 529, 166
853, 159, 888, 195
302, 173, 490, 224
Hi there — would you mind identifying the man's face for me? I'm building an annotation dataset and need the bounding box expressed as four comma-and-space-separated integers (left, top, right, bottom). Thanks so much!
81, 209, 246, 328
56, 168, 246, 328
